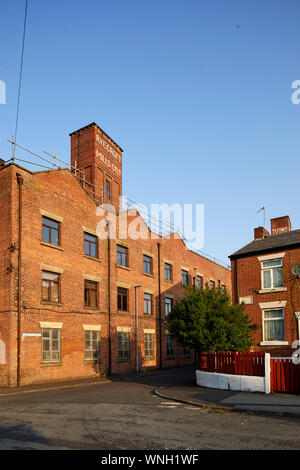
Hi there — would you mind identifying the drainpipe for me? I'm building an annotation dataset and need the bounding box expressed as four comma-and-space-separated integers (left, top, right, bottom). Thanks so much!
157, 242, 162, 369
106, 219, 111, 375
135, 285, 141, 373
16, 173, 24, 387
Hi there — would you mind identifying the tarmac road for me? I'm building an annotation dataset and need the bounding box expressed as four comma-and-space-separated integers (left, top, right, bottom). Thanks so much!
0, 367, 299, 450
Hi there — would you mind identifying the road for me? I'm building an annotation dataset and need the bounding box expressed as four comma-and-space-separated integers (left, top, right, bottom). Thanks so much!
0, 367, 299, 450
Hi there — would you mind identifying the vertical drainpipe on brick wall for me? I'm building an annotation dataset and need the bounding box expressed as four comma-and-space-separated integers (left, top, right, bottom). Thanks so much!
16, 173, 24, 387
157, 242, 162, 369
106, 219, 112, 375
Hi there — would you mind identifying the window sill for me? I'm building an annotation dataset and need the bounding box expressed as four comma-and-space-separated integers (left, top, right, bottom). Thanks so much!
164, 279, 173, 284
144, 356, 155, 361
117, 310, 130, 315
41, 362, 62, 367
143, 273, 154, 278
258, 288, 287, 294
83, 255, 101, 263
84, 360, 99, 364
116, 264, 130, 271
83, 306, 100, 312
40, 241, 64, 251
260, 341, 288, 346
41, 301, 63, 306
117, 359, 131, 362
144, 313, 153, 316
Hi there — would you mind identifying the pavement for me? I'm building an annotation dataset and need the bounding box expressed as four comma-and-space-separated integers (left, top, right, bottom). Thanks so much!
1, 367, 300, 420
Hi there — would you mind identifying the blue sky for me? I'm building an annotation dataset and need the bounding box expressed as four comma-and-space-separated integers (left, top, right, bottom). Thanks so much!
1, 0, 300, 265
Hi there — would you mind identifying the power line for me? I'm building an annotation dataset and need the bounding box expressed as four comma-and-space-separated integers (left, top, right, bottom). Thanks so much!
15, 0, 28, 143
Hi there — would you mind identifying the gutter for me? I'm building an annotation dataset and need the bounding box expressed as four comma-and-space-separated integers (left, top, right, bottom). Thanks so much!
16, 173, 24, 387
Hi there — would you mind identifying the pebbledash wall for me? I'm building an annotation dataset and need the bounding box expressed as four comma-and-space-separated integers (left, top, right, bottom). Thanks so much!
230, 216, 300, 357
0, 123, 231, 387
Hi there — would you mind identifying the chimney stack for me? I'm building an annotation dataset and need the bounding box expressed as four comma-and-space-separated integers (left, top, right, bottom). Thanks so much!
270, 216, 291, 235
254, 226, 270, 240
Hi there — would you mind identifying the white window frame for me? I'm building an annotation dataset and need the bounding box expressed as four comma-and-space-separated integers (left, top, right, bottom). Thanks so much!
260, 307, 288, 345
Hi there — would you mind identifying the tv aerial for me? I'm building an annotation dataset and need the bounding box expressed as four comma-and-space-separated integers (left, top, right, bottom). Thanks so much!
291, 264, 300, 278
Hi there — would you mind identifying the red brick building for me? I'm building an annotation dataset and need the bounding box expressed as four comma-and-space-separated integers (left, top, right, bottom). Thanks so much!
230, 216, 300, 357
0, 123, 231, 387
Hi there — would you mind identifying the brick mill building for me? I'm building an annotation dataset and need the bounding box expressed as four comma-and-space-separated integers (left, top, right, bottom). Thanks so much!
0, 123, 231, 387
230, 216, 300, 357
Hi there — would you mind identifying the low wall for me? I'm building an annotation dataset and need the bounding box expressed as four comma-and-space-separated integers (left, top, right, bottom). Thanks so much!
196, 370, 266, 393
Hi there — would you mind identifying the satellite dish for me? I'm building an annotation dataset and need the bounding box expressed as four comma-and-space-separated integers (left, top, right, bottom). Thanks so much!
291, 264, 300, 277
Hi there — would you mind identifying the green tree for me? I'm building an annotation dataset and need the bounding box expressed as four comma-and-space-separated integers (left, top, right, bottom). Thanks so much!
168, 285, 256, 353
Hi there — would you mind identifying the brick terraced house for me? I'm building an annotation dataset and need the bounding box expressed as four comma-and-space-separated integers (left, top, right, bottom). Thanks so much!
0, 123, 231, 386
230, 216, 300, 357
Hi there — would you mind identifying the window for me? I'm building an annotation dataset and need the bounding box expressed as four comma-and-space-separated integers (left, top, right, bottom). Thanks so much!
118, 332, 130, 360
143, 255, 153, 275
117, 287, 128, 311
84, 232, 98, 258
144, 293, 152, 315
182, 270, 188, 286
165, 298, 172, 317
261, 258, 283, 289
210, 280, 215, 290
84, 280, 98, 308
105, 180, 111, 200
166, 335, 175, 358
117, 245, 128, 267
84, 330, 99, 361
196, 275, 203, 290
42, 328, 61, 363
183, 347, 191, 358
42, 271, 60, 303
144, 333, 155, 359
42, 216, 59, 246
164, 263, 172, 281
221, 284, 226, 292
263, 309, 285, 341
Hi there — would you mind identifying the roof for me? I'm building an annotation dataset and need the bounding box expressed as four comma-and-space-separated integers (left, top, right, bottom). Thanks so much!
69, 122, 123, 152
230, 229, 300, 259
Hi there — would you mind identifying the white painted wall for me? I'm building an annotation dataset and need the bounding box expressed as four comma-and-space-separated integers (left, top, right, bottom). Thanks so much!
196, 370, 266, 393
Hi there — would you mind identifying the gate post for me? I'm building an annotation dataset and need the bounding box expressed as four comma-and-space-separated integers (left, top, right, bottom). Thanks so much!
265, 353, 271, 394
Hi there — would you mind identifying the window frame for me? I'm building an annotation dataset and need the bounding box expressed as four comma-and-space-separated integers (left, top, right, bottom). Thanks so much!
42, 328, 61, 363
164, 263, 172, 282
144, 292, 153, 315
196, 275, 203, 290
84, 280, 98, 308
210, 280, 215, 290
118, 331, 130, 361
105, 179, 111, 200
261, 258, 284, 290
166, 334, 175, 359
165, 297, 173, 318
144, 333, 155, 359
42, 216, 60, 246
143, 254, 153, 275
84, 330, 100, 361
263, 308, 285, 342
117, 287, 129, 312
181, 270, 188, 286
117, 244, 128, 267
42, 270, 60, 303
84, 232, 98, 259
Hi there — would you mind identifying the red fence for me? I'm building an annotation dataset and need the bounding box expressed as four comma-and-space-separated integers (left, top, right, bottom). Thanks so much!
198, 351, 265, 377
270, 358, 300, 394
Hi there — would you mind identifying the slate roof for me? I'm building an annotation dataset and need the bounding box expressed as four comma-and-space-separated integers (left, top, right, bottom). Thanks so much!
230, 229, 300, 259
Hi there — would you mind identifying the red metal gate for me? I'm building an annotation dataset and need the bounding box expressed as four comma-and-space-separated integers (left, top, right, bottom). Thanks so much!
270, 358, 300, 393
